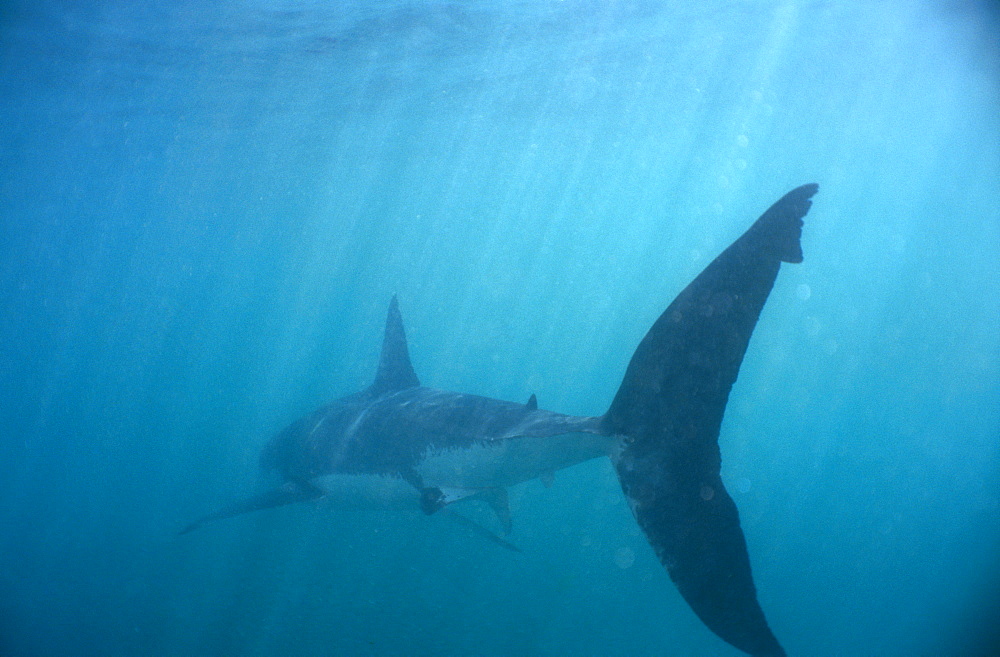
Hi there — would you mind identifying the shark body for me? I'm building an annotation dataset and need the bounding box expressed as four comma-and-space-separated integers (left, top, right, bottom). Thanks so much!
183, 184, 820, 657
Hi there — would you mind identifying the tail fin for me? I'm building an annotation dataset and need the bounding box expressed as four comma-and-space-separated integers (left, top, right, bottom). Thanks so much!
603, 184, 818, 657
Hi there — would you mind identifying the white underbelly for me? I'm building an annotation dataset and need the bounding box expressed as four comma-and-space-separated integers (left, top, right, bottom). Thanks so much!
308, 433, 615, 510
310, 473, 419, 510
415, 432, 617, 490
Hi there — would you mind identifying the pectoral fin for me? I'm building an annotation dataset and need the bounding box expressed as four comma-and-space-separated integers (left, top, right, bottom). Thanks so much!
179, 479, 325, 534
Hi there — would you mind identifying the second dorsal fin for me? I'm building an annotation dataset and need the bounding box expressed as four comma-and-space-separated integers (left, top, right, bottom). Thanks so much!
526, 394, 538, 411
370, 295, 420, 396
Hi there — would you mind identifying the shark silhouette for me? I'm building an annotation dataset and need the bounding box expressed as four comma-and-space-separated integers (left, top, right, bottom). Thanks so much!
182, 184, 819, 657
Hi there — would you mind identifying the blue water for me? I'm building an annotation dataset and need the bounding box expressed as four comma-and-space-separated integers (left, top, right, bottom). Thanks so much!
2, 1, 998, 655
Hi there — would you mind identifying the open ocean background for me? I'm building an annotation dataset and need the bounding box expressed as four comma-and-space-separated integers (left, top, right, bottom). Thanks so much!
2, 1, 998, 655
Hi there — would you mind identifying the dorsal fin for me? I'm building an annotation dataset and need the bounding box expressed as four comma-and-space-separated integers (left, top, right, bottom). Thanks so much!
525, 393, 538, 411
370, 295, 420, 396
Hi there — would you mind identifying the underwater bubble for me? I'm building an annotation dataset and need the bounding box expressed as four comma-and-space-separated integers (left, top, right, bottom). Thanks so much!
805, 316, 821, 337
614, 547, 636, 569
796, 283, 811, 300
736, 134, 749, 148
736, 477, 752, 493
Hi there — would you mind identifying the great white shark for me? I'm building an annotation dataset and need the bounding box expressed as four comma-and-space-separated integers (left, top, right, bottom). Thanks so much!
182, 184, 819, 657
